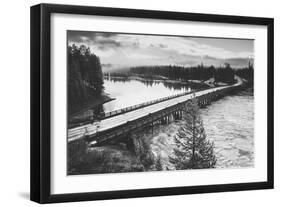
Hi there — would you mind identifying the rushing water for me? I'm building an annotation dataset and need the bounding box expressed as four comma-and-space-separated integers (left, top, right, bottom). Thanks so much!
102, 77, 204, 113
200, 89, 254, 168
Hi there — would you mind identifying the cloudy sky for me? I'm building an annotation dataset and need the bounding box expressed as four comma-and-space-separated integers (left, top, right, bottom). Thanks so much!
68, 31, 254, 72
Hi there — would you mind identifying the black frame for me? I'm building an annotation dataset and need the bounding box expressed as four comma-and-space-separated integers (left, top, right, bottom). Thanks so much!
30, 3, 274, 204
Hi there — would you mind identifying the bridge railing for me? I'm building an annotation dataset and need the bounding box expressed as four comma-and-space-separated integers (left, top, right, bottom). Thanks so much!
68, 90, 197, 129
102, 90, 196, 119
69, 81, 244, 143
87, 100, 186, 145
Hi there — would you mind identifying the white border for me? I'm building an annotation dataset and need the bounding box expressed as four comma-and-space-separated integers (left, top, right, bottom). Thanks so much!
51, 13, 268, 194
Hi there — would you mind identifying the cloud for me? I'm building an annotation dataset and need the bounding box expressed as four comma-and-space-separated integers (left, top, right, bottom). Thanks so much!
96, 39, 122, 50
101, 63, 113, 68
68, 31, 117, 42
68, 31, 254, 69
204, 55, 218, 60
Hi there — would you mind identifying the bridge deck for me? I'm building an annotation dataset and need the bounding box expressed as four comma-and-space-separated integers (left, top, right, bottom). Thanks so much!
68, 77, 242, 143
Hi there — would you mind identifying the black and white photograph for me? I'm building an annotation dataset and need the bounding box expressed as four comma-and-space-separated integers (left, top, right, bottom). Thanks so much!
27, 2, 274, 204
67, 31, 254, 175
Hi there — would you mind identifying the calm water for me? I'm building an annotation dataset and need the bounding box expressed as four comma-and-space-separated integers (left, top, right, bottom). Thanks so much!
102, 77, 202, 113
200, 89, 254, 168
70, 77, 206, 122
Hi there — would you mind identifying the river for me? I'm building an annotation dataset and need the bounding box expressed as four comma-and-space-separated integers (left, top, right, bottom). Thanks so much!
200, 89, 254, 168
102, 77, 206, 113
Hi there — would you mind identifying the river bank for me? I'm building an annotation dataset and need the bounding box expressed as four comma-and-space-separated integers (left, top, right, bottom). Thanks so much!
68, 130, 157, 175
105, 74, 211, 88
68, 93, 115, 127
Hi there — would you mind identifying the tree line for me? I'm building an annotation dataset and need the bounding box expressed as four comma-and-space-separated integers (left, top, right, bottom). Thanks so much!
235, 61, 254, 85
68, 44, 104, 112
130, 62, 254, 84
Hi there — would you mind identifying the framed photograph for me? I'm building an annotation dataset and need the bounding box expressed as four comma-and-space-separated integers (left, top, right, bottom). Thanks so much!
30, 3, 274, 203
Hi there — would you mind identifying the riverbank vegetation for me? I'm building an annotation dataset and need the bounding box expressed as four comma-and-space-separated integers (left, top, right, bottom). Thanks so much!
68, 44, 104, 113
105, 62, 254, 86
67, 133, 156, 175
130, 63, 235, 84
235, 61, 254, 86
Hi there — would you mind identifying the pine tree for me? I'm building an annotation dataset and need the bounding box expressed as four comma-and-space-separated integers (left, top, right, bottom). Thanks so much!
170, 97, 216, 169
155, 155, 163, 171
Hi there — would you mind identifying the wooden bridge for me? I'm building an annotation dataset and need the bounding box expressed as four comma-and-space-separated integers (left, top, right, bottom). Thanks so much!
68, 76, 244, 145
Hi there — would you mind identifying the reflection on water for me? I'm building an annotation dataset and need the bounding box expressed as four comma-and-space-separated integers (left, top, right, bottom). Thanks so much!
70, 77, 207, 124
200, 89, 254, 168
102, 77, 204, 113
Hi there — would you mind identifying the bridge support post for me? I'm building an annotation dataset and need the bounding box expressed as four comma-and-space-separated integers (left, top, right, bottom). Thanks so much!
169, 114, 174, 123
180, 110, 182, 119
